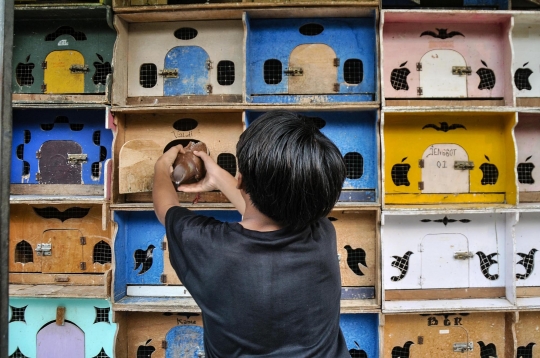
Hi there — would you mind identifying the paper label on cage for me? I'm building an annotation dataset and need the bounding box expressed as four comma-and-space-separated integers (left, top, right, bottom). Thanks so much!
429, 41, 454, 49
439, 330, 450, 334
58, 40, 69, 47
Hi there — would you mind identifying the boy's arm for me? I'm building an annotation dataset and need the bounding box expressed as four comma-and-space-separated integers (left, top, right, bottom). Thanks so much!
153, 145, 183, 225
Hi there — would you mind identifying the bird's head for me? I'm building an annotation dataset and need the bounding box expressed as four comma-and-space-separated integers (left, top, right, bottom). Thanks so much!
404, 251, 414, 257
404, 341, 414, 348
344, 245, 352, 251
477, 341, 486, 348
148, 245, 156, 251
531, 249, 538, 254
528, 343, 536, 348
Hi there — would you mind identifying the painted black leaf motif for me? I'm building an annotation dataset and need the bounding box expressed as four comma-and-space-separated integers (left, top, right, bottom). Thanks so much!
400, 61, 408, 67
96, 53, 104, 62
481, 60, 488, 67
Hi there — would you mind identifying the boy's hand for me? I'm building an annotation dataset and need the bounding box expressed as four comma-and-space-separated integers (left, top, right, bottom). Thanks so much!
155, 144, 185, 173
177, 150, 229, 193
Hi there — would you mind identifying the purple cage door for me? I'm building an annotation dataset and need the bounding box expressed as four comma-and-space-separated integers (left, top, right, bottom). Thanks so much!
37, 321, 85, 358
38, 140, 83, 184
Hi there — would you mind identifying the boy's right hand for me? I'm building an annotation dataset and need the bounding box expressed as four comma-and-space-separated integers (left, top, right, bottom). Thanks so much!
177, 150, 234, 193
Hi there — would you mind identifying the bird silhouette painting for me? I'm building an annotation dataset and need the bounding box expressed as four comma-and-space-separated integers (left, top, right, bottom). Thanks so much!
420, 28, 465, 39
516, 248, 538, 280
391, 251, 414, 282
134, 245, 156, 275
476, 251, 500, 281
478, 341, 497, 358
348, 341, 368, 358
517, 342, 535, 358
422, 122, 466, 132
392, 341, 414, 358
344, 245, 367, 276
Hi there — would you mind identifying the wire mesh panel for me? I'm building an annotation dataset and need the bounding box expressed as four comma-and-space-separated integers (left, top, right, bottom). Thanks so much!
174, 27, 198, 40
344, 152, 364, 180
173, 118, 198, 131
217, 61, 235, 86
92, 348, 110, 358
344, 59, 363, 84
14, 241, 33, 264
45, 26, 87, 41
9, 306, 27, 323
9, 348, 28, 358
299, 23, 324, 36
140, 63, 158, 88
15, 56, 35, 86
217, 153, 237, 177
94, 307, 110, 323
93, 241, 111, 264
264, 59, 282, 85
33, 207, 91, 222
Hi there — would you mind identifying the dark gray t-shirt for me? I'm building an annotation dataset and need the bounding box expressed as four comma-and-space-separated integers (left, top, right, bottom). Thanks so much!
165, 206, 349, 358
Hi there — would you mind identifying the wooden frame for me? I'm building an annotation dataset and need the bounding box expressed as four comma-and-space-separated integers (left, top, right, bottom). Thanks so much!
512, 12, 540, 107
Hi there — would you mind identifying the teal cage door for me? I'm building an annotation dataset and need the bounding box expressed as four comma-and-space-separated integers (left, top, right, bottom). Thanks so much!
165, 325, 205, 358
36, 322, 85, 358
164, 47, 209, 96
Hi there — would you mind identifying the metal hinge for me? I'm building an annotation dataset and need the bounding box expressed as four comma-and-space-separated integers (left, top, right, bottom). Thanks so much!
80, 262, 87, 270
284, 67, 303, 76
416, 62, 422, 71
205, 59, 213, 70
333, 83, 340, 92
418, 181, 424, 190
162, 341, 168, 349
41, 61, 47, 69
80, 237, 86, 245
205, 84, 213, 94
160, 274, 167, 283
417, 87, 423, 96
454, 252, 474, 260
36, 243, 52, 256
453, 342, 473, 353
161, 241, 167, 250
69, 64, 90, 74
67, 153, 88, 165
454, 161, 475, 170
418, 336, 424, 345
452, 66, 472, 76
159, 69, 179, 78
36, 150, 41, 159
419, 159, 424, 168
41, 83, 47, 93
333, 58, 340, 67
35, 172, 42, 181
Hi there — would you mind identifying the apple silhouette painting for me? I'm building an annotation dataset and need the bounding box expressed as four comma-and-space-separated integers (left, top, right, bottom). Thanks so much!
93, 53, 112, 85
390, 61, 410, 91
137, 339, 155, 358
518, 155, 535, 184
514, 62, 533, 91
391, 157, 410, 186
349, 341, 367, 358
15, 55, 35, 86
480, 155, 499, 185
476, 60, 496, 90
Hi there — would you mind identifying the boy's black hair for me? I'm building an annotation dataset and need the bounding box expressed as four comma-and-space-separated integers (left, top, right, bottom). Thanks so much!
236, 110, 346, 231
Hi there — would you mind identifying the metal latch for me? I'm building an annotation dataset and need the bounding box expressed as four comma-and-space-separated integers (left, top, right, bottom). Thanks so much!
41, 61, 47, 69
36, 243, 52, 256
452, 66, 472, 76
416, 62, 422, 71
159, 69, 179, 78
333, 83, 339, 92
206, 84, 213, 94
67, 154, 88, 165
284, 67, 303, 76
454, 252, 474, 260
419, 159, 424, 168
418, 181, 424, 190
454, 161, 475, 170
80, 262, 86, 270
41, 83, 47, 93
453, 342, 473, 353
69, 64, 89, 73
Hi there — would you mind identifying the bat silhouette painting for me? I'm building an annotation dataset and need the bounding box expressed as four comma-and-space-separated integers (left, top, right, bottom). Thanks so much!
420, 28, 465, 39
344, 245, 367, 276
33, 206, 91, 222
134, 245, 156, 275
422, 122, 466, 132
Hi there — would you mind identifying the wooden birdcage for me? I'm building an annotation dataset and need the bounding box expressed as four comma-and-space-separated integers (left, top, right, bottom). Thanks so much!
512, 13, 540, 107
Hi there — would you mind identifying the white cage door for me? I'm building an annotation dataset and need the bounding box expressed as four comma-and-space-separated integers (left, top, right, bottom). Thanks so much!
419, 49, 468, 98
422, 144, 470, 194
420, 233, 470, 289
288, 44, 337, 95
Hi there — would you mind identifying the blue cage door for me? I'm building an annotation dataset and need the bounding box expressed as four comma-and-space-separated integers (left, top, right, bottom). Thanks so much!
164, 47, 210, 96
165, 325, 205, 358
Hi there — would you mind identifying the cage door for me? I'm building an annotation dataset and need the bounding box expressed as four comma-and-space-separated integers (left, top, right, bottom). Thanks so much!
288, 44, 338, 94
421, 144, 470, 193
419, 50, 468, 98
423, 325, 471, 357
38, 140, 83, 184
43, 50, 85, 94
41, 229, 84, 274
420, 234, 470, 289
165, 325, 204, 358
163, 46, 210, 96
37, 321, 85, 358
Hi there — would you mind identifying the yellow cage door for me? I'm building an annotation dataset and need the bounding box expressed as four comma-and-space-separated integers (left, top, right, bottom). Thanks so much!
41, 229, 84, 273
44, 50, 85, 94
288, 44, 337, 94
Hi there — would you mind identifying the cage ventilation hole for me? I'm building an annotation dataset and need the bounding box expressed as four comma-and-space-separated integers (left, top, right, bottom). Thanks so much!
45, 26, 87, 41
518, 162, 535, 184
33, 206, 91, 222
93, 241, 111, 264
94, 307, 111, 323
217, 61, 235, 86
390, 65, 410, 91
92, 348, 110, 358
16, 144, 24, 160
41, 116, 72, 131
40, 123, 54, 131
515, 67, 533, 91
14, 241, 33, 264
24, 130, 31, 144
344, 245, 367, 276
93, 54, 111, 86
477, 67, 496, 90
23, 162, 30, 177
140, 63, 157, 88
9, 348, 28, 358
163, 139, 200, 153
100, 146, 107, 162
480, 162, 499, 185
15, 57, 35, 86
264, 59, 282, 85
9, 306, 27, 323
91, 162, 101, 179
217, 153, 237, 177
173, 118, 198, 131
391, 161, 410, 187
299, 23, 324, 36
299, 115, 326, 129
69, 123, 84, 131
344, 59, 363, 85
174, 27, 198, 40
344, 152, 363, 179
93, 131, 101, 145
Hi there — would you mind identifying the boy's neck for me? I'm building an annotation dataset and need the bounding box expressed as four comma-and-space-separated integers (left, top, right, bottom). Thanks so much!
239, 191, 283, 232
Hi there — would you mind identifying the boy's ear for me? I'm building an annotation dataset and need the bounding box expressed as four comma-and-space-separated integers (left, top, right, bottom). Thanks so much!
236, 173, 244, 190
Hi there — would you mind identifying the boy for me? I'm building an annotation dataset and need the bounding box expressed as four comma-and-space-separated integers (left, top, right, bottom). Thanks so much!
153, 110, 349, 357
